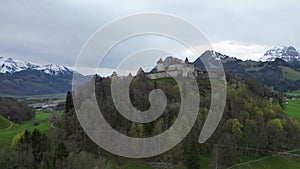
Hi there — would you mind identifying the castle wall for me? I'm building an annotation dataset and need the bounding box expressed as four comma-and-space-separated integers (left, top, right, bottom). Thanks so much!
156, 63, 165, 72
146, 70, 183, 79
150, 59, 195, 79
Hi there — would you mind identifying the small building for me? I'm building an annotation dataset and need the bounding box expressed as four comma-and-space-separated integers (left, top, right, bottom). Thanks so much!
34, 103, 58, 111
33, 104, 43, 110
42, 103, 58, 111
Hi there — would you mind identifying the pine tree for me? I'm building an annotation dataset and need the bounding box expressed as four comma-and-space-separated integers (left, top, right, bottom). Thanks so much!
184, 141, 200, 169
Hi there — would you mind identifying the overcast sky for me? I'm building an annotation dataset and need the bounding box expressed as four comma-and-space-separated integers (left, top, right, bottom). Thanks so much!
1, 0, 299, 74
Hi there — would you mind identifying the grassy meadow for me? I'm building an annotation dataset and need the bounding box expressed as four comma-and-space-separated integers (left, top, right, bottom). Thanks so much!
284, 99, 300, 121
279, 66, 300, 81
0, 115, 11, 130
0, 111, 58, 144
233, 156, 300, 169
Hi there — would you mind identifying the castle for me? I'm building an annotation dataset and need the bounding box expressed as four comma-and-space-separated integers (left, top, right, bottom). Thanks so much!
146, 56, 201, 79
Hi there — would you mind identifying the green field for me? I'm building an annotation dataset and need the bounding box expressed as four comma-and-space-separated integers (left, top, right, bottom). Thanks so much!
245, 66, 265, 72
108, 154, 300, 169
234, 156, 300, 169
0, 111, 56, 144
284, 99, 300, 121
279, 66, 300, 81
286, 90, 300, 96
111, 160, 155, 169
0, 115, 11, 130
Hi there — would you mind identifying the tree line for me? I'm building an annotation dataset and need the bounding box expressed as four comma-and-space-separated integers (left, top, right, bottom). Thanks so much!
1, 72, 300, 169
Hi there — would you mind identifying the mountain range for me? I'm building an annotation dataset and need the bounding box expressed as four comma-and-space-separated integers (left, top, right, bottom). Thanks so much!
259, 46, 300, 62
0, 57, 72, 75
1, 45, 300, 95
0, 57, 89, 95
193, 46, 300, 92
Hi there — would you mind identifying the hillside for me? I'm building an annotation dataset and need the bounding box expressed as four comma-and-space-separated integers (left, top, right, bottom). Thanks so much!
0, 111, 57, 143
61, 74, 300, 168
193, 50, 300, 92
223, 59, 300, 92
0, 115, 11, 130
0, 57, 90, 96
279, 66, 300, 81
0, 97, 35, 123
1, 72, 300, 168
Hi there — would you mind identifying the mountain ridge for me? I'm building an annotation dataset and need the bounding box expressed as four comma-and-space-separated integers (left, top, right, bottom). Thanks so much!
259, 46, 300, 62
0, 56, 72, 75
193, 50, 300, 92
0, 56, 90, 96
1, 46, 300, 95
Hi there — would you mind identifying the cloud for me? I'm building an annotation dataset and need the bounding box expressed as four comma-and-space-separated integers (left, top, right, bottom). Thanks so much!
213, 41, 270, 61
0, 0, 299, 70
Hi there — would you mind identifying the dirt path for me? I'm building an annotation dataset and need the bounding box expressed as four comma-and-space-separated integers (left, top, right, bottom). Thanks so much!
5, 121, 13, 130
50, 122, 63, 130
228, 148, 300, 169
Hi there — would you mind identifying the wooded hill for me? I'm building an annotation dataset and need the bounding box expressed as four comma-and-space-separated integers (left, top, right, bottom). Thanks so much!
60, 73, 300, 168
0, 97, 35, 123
1, 72, 299, 169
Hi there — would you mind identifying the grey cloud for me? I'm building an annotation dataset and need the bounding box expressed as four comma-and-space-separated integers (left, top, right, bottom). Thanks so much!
0, 0, 299, 69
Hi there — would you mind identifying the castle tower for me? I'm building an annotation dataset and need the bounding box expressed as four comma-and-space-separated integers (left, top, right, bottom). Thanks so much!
137, 67, 145, 75
111, 71, 117, 77
185, 57, 189, 63
157, 58, 163, 64
156, 58, 164, 71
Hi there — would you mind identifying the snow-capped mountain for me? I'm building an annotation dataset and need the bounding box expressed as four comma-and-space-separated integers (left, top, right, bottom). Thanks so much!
0, 56, 91, 95
207, 50, 229, 60
0, 57, 72, 75
259, 46, 300, 62
0, 57, 38, 74
35, 64, 71, 75
193, 50, 232, 70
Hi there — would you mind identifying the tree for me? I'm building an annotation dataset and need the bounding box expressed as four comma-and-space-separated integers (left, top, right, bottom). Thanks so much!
184, 141, 200, 169
0, 146, 14, 169
65, 91, 74, 113
212, 133, 238, 168
153, 118, 164, 135
284, 118, 300, 148
245, 78, 261, 96
11, 129, 50, 169
10, 131, 25, 150
53, 142, 69, 169
67, 151, 106, 169
243, 119, 258, 148
31, 129, 49, 168
55, 142, 68, 160
231, 119, 243, 140
266, 118, 285, 150
129, 123, 145, 138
